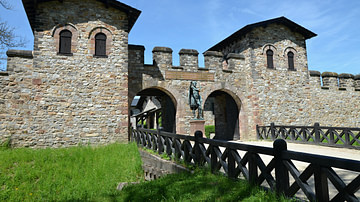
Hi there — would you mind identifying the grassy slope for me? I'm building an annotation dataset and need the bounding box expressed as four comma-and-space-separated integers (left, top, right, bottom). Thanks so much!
118, 169, 292, 201
0, 143, 143, 201
1, 142, 293, 201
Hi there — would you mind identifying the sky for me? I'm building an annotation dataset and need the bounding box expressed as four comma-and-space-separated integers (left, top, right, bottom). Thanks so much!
0, 0, 359, 74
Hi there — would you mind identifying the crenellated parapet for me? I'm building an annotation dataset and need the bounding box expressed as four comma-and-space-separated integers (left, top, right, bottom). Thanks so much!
151, 46, 244, 72
152, 46, 173, 69
309, 70, 360, 91
179, 49, 199, 70
203, 51, 223, 70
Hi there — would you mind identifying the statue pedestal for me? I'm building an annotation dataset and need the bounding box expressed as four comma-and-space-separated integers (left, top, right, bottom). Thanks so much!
189, 119, 205, 137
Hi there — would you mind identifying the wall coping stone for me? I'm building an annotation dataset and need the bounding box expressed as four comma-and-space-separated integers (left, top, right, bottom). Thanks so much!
203, 51, 223, 57
6, 49, 33, 58
179, 49, 199, 56
152, 46, 173, 53
227, 53, 245, 60
172, 66, 184, 70
309, 70, 321, 77
0, 71, 9, 76
354, 74, 360, 80
129, 44, 145, 50
321, 72, 338, 78
198, 68, 209, 71
338, 73, 354, 79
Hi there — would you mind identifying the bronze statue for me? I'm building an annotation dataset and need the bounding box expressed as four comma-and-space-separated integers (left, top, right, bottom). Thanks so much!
189, 81, 203, 119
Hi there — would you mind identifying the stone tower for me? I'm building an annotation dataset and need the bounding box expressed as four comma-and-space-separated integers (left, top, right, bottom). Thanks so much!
0, 0, 140, 147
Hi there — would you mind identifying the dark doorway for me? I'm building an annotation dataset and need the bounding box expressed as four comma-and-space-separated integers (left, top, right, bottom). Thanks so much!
204, 90, 240, 140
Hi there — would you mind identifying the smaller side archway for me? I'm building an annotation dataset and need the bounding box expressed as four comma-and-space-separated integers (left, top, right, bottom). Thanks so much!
204, 89, 241, 140
130, 87, 177, 133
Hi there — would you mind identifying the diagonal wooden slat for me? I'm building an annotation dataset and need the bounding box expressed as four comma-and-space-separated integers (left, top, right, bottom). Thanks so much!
325, 167, 358, 202
257, 157, 276, 190
283, 161, 316, 201
331, 174, 360, 202
231, 150, 249, 180
254, 153, 276, 189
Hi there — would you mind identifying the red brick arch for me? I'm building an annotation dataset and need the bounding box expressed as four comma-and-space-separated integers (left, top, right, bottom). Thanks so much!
52, 24, 79, 54
88, 27, 113, 56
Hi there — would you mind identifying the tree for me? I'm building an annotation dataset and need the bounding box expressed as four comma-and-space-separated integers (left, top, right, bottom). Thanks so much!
0, 0, 27, 71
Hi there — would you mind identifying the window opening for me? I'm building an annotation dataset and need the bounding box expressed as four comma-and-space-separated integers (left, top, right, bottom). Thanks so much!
266, 49, 274, 69
288, 51, 295, 70
59, 30, 72, 54
95, 33, 107, 56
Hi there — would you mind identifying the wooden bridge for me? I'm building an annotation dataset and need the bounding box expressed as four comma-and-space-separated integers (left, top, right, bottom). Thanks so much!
131, 127, 360, 202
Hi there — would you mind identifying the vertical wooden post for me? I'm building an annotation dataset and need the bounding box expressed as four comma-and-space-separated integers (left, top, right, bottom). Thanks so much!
228, 149, 236, 179
210, 145, 217, 173
314, 164, 329, 201
194, 130, 203, 166
345, 130, 350, 147
274, 139, 289, 194
248, 152, 258, 185
157, 129, 163, 155
329, 129, 335, 145
314, 123, 320, 143
184, 140, 190, 163
271, 122, 276, 140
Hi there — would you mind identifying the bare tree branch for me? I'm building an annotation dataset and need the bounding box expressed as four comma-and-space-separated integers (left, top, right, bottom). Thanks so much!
0, 0, 12, 10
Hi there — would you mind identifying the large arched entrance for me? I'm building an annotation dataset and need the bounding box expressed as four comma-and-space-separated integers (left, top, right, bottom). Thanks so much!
130, 87, 177, 133
204, 90, 241, 140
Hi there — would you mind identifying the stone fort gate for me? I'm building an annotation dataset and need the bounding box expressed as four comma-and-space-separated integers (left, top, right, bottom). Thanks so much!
1, 0, 359, 147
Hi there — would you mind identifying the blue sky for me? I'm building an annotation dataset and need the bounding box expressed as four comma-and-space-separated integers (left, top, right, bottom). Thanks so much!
1, 0, 359, 74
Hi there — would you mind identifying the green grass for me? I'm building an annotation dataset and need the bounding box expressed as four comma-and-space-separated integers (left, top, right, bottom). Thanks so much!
205, 125, 215, 138
118, 169, 293, 201
1, 142, 295, 201
0, 143, 143, 201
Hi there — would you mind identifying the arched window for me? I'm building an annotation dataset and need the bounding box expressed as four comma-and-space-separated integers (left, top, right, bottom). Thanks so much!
266, 49, 274, 69
95, 33, 107, 57
59, 30, 72, 54
287, 51, 295, 70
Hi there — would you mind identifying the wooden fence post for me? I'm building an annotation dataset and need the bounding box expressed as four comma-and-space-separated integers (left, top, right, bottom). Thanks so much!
271, 122, 276, 140
210, 145, 217, 173
314, 123, 320, 143
249, 152, 258, 185
157, 129, 163, 155
274, 139, 289, 194
345, 129, 350, 147
314, 164, 329, 201
194, 130, 203, 166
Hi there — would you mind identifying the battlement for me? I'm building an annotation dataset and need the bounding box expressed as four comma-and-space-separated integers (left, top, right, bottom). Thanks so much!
151, 46, 244, 71
309, 70, 360, 91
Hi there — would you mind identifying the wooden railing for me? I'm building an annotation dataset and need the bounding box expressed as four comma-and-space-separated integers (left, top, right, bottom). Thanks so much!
131, 127, 360, 202
257, 123, 360, 149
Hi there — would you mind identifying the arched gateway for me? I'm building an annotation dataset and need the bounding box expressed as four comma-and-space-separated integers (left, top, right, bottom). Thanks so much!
204, 90, 242, 140
4, 1, 359, 148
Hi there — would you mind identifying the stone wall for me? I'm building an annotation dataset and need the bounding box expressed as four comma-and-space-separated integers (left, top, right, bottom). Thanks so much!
2, 1, 359, 146
128, 23, 360, 140
0, 0, 130, 147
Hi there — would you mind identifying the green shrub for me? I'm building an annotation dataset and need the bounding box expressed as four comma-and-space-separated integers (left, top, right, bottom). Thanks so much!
205, 125, 215, 138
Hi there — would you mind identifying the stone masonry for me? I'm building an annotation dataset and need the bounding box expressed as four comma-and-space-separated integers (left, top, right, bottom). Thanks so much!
0, 1, 359, 147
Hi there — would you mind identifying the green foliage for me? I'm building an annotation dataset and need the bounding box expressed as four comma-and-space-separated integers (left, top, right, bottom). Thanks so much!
0, 143, 143, 201
118, 169, 293, 201
205, 125, 215, 138
0, 138, 11, 150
